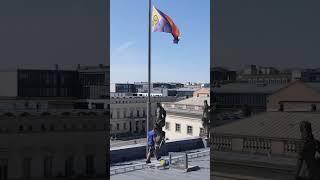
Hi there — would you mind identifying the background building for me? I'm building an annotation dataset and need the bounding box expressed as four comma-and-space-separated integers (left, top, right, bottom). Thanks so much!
0, 64, 109, 100
110, 96, 176, 138
0, 111, 107, 179
78, 64, 109, 99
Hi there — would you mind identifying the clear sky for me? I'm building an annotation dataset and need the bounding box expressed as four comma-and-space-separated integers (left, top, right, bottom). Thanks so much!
111, 0, 210, 83
0, 0, 106, 70
213, 0, 320, 70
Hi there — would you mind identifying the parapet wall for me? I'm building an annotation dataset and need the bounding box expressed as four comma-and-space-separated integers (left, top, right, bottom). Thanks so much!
110, 137, 205, 163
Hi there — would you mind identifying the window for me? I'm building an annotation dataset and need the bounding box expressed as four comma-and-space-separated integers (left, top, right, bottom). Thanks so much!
0, 159, 8, 180
117, 110, 120, 119
187, 126, 193, 135
165, 122, 170, 130
311, 104, 317, 112
116, 124, 120, 131
41, 124, 46, 131
44, 156, 53, 178
136, 121, 139, 132
200, 128, 205, 135
123, 123, 127, 130
123, 109, 127, 118
65, 157, 74, 177
22, 158, 31, 179
86, 155, 95, 176
175, 123, 181, 132
137, 110, 140, 117
279, 103, 284, 112
19, 125, 24, 132
50, 124, 54, 131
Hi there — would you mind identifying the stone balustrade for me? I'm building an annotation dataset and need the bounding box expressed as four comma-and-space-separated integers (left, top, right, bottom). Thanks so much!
213, 134, 302, 157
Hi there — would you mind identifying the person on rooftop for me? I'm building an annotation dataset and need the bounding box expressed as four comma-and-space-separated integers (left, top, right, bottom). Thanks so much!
146, 126, 160, 164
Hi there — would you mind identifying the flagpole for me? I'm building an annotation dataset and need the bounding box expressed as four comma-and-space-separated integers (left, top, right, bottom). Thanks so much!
146, 0, 152, 154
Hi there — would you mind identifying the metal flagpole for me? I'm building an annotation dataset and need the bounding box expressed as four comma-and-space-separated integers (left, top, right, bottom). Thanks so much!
146, 0, 152, 154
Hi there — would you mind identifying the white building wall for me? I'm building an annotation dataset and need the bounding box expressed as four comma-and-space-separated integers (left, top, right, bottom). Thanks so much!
164, 114, 203, 140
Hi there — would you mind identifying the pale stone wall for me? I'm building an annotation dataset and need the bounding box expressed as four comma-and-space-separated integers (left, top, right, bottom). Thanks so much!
164, 114, 203, 140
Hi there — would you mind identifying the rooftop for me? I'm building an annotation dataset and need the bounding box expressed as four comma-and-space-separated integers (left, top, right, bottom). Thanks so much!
214, 111, 320, 139
110, 148, 210, 180
213, 83, 285, 94
172, 96, 210, 106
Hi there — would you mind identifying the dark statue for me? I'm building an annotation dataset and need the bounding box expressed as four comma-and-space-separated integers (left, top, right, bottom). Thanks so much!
155, 103, 166, 146
296, 121, 320, 180
202, 100, 210, 139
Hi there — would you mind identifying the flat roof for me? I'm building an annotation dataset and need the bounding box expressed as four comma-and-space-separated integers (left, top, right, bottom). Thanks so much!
213, 83, 285, 94
214, 112, 320, 139
110, 148, 210, 180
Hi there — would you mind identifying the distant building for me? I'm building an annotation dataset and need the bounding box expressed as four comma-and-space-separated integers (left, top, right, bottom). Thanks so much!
112, 83, 137, 93
237, 65, 291, 85
241, 65, 258, 75
211, 67, 237, 82
110, 96, 176, 138
0, 66, 80, 98
77, 64, 109, 99
239, 74, 292, 85
213, 81, 320, 179
193, 88, 210, 97
167, 88, 199, 98
213, 83, 285, 112
267, 80, 320, 112
0, 111, 107, 179
0, 64, 109, 99
301, 68, 320, 82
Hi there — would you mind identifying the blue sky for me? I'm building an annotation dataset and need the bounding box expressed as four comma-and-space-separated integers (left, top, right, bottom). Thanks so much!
111, 0, 210, 83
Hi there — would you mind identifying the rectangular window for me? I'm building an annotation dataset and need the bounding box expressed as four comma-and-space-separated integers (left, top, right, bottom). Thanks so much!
175, 123, 181, 132
23, 158, 31, 179
116, 124, 120, 131
200, 128, 205, 135
123, 123, 127, 130
165, 122, 170, 130
0, 159, 8, 180
65, 157, 74, 177
187, 125, 193, 135
44, 156, 53, 178
86, 155, 95, 176
135, 121, 139, 132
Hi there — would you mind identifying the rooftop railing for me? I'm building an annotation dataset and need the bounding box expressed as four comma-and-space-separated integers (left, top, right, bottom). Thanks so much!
213, 134, 303, 157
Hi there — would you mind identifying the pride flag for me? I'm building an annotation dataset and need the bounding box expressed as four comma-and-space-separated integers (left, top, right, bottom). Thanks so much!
152, 6, 181, 44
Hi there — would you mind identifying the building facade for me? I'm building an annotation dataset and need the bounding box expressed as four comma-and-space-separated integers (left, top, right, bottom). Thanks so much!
109, 96, 176, 138
77, 64, 109, 99
0, 112, 107, 180
162, 96, 210, 140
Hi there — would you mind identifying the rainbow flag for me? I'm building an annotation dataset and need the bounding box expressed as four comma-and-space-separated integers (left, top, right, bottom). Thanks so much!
152, 6, 181, 44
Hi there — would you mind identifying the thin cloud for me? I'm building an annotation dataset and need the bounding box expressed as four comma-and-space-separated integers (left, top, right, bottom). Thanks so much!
114, 41, 136, 54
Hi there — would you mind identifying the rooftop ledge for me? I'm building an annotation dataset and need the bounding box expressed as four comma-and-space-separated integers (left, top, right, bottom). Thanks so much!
110, 137, 206, 164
